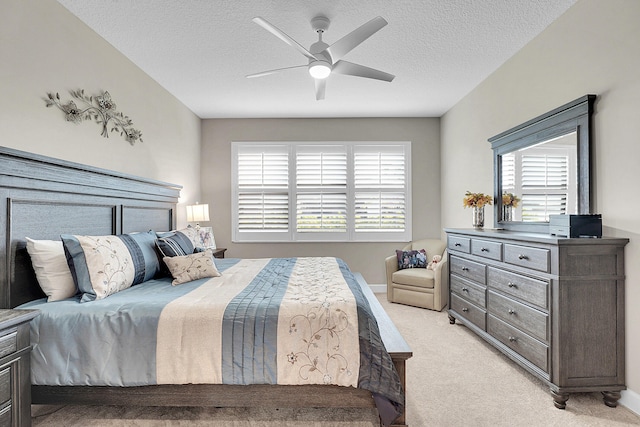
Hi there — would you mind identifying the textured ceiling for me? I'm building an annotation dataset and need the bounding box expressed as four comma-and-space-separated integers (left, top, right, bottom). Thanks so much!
57, 0, 576, 119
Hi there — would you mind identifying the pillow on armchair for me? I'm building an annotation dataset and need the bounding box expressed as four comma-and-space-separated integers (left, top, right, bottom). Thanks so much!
396, 249, 427, 270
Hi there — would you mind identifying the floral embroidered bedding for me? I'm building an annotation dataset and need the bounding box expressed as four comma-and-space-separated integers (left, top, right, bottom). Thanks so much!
19, 257, 404, 423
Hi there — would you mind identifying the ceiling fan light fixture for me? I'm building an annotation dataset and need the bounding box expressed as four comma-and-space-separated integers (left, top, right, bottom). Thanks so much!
308, 61, 331, 79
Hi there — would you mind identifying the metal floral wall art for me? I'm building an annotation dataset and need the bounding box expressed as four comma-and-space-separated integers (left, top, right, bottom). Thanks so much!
45, 90, 143, 145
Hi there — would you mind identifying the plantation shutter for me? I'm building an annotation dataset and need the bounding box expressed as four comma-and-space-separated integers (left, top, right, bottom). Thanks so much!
522, 155, 568, 189
353, 145, 406, 231
521, 154, 568, 221
521, 194, 567, 222
237, 146, 289, 231
501, 153, 516, 191
295, 146, 347, 233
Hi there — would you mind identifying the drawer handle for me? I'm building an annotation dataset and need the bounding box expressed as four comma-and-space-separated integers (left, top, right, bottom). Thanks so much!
454, 243, 461, 247
518, 254, 528, 260
462, 287, 469, 293
462, 307, 469, 312
461, 266, 469, 271
480, 247, 488, 252
508, 282, 517, 288
508, 336, 518, 342
508, 309, 516, 315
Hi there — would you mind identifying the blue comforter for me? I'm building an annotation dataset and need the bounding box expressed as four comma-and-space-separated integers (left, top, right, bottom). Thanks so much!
20, 257, 404, 424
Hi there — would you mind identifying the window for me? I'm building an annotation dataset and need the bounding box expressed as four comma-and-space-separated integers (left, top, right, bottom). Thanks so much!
232, 142, 411, 242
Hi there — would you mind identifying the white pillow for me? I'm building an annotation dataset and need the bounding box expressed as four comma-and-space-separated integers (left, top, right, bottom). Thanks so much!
25, 237, 76, 302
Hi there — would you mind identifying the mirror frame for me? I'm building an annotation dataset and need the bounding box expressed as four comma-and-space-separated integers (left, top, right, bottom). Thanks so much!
489, 94, 596, 233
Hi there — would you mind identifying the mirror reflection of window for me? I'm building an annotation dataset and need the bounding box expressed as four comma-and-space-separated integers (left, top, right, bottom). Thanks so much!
501, 132, 577, 222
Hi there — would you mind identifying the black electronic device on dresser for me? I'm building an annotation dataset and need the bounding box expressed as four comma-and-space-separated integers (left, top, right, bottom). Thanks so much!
445, 228, 628, 410
0, 310, 38, 427
549, 214, 602, 238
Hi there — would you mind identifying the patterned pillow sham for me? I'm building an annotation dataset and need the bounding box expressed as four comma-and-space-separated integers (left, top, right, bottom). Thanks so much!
26, 237, 77, 302
61, 230, 161, 302
163, 249, 221, 285
396, 249, 427, 270
178, 226, 200, 249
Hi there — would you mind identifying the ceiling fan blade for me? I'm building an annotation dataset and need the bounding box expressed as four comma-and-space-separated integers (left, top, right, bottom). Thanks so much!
314, 78, 326, 100
246, 64, 307, 78
332, 60, 395, 82
253, 17, 318, 61
326, 16, 387, 62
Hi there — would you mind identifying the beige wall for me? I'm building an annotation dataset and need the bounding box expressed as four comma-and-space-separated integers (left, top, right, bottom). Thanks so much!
0, 0, 201, 226
441, 0, 640, 407
201, 118, 440, 285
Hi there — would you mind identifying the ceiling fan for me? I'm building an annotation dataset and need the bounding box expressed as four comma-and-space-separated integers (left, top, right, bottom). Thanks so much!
246, 15, 395, 100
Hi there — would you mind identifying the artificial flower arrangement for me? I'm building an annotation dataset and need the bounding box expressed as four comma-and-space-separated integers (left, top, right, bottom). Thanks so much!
463, 191, 493, 208
502, 192, 521, 207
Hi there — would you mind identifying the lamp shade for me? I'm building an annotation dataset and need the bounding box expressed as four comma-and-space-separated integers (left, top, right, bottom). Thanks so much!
186, 203, 210, 223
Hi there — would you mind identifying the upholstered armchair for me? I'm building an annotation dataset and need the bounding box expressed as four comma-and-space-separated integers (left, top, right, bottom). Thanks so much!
385, 239, 449, 311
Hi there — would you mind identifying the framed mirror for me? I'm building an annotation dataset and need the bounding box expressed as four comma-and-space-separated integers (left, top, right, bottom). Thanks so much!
489, 95, 596, 233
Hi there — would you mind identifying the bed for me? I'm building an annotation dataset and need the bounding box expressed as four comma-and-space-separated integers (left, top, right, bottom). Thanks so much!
0, 146, 412, 427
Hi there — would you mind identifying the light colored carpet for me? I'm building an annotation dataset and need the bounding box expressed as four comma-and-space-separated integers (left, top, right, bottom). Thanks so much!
32, 295, 640, 426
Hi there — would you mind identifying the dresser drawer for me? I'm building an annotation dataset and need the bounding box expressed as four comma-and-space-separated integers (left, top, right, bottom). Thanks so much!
448, 235, 470, 253
0, 331, 16, 359
450, 256, 486, 284
504, 244, 550, 272
451, 293, 486, 330
450, 275, 486, 308
487, 267, 548, 309
0, 367, 10, 406
0, 403, 10, 427
488, 315, 548, 373
471, 239, 502, 261
488, 290, 548, 342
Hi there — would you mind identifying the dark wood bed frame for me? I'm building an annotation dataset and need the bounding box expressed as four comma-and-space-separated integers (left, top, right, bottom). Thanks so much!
0, 146, 412, 427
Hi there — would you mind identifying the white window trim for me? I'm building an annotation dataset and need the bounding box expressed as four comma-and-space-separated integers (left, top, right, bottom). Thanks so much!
232, 141, 412, 243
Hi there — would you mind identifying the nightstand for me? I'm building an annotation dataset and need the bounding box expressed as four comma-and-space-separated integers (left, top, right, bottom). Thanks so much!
0, 309, 38, 427
211, 248, 227, 258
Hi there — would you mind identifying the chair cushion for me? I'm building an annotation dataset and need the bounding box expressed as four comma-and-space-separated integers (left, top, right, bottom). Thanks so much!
392, 268, 435, 289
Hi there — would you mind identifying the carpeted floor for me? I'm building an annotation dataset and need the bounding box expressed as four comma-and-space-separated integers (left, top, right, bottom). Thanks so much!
32, 295, 640, 426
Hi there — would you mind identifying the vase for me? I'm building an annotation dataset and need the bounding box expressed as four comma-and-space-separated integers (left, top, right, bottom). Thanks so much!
472, 206, 485, 228
503, 205, 513, 222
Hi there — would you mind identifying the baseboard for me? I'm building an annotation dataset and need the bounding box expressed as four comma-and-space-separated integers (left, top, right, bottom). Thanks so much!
353, 273, 385, 294
367, 283, 387, 294
621, 388, 640, 416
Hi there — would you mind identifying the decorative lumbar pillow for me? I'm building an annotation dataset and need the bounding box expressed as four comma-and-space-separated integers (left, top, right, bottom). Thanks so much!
163, 249, 221, 286
61, 230, 161, 302
155, 230, 195, 258
396, 249, 427, 270
25, 237, 77, 302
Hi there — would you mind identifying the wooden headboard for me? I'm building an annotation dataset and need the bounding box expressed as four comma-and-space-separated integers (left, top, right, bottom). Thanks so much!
0, 146, 181, 308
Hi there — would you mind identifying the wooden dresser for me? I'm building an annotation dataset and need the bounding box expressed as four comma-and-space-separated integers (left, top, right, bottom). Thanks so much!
444, 228, 628, 409
0, 310, 38, 426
